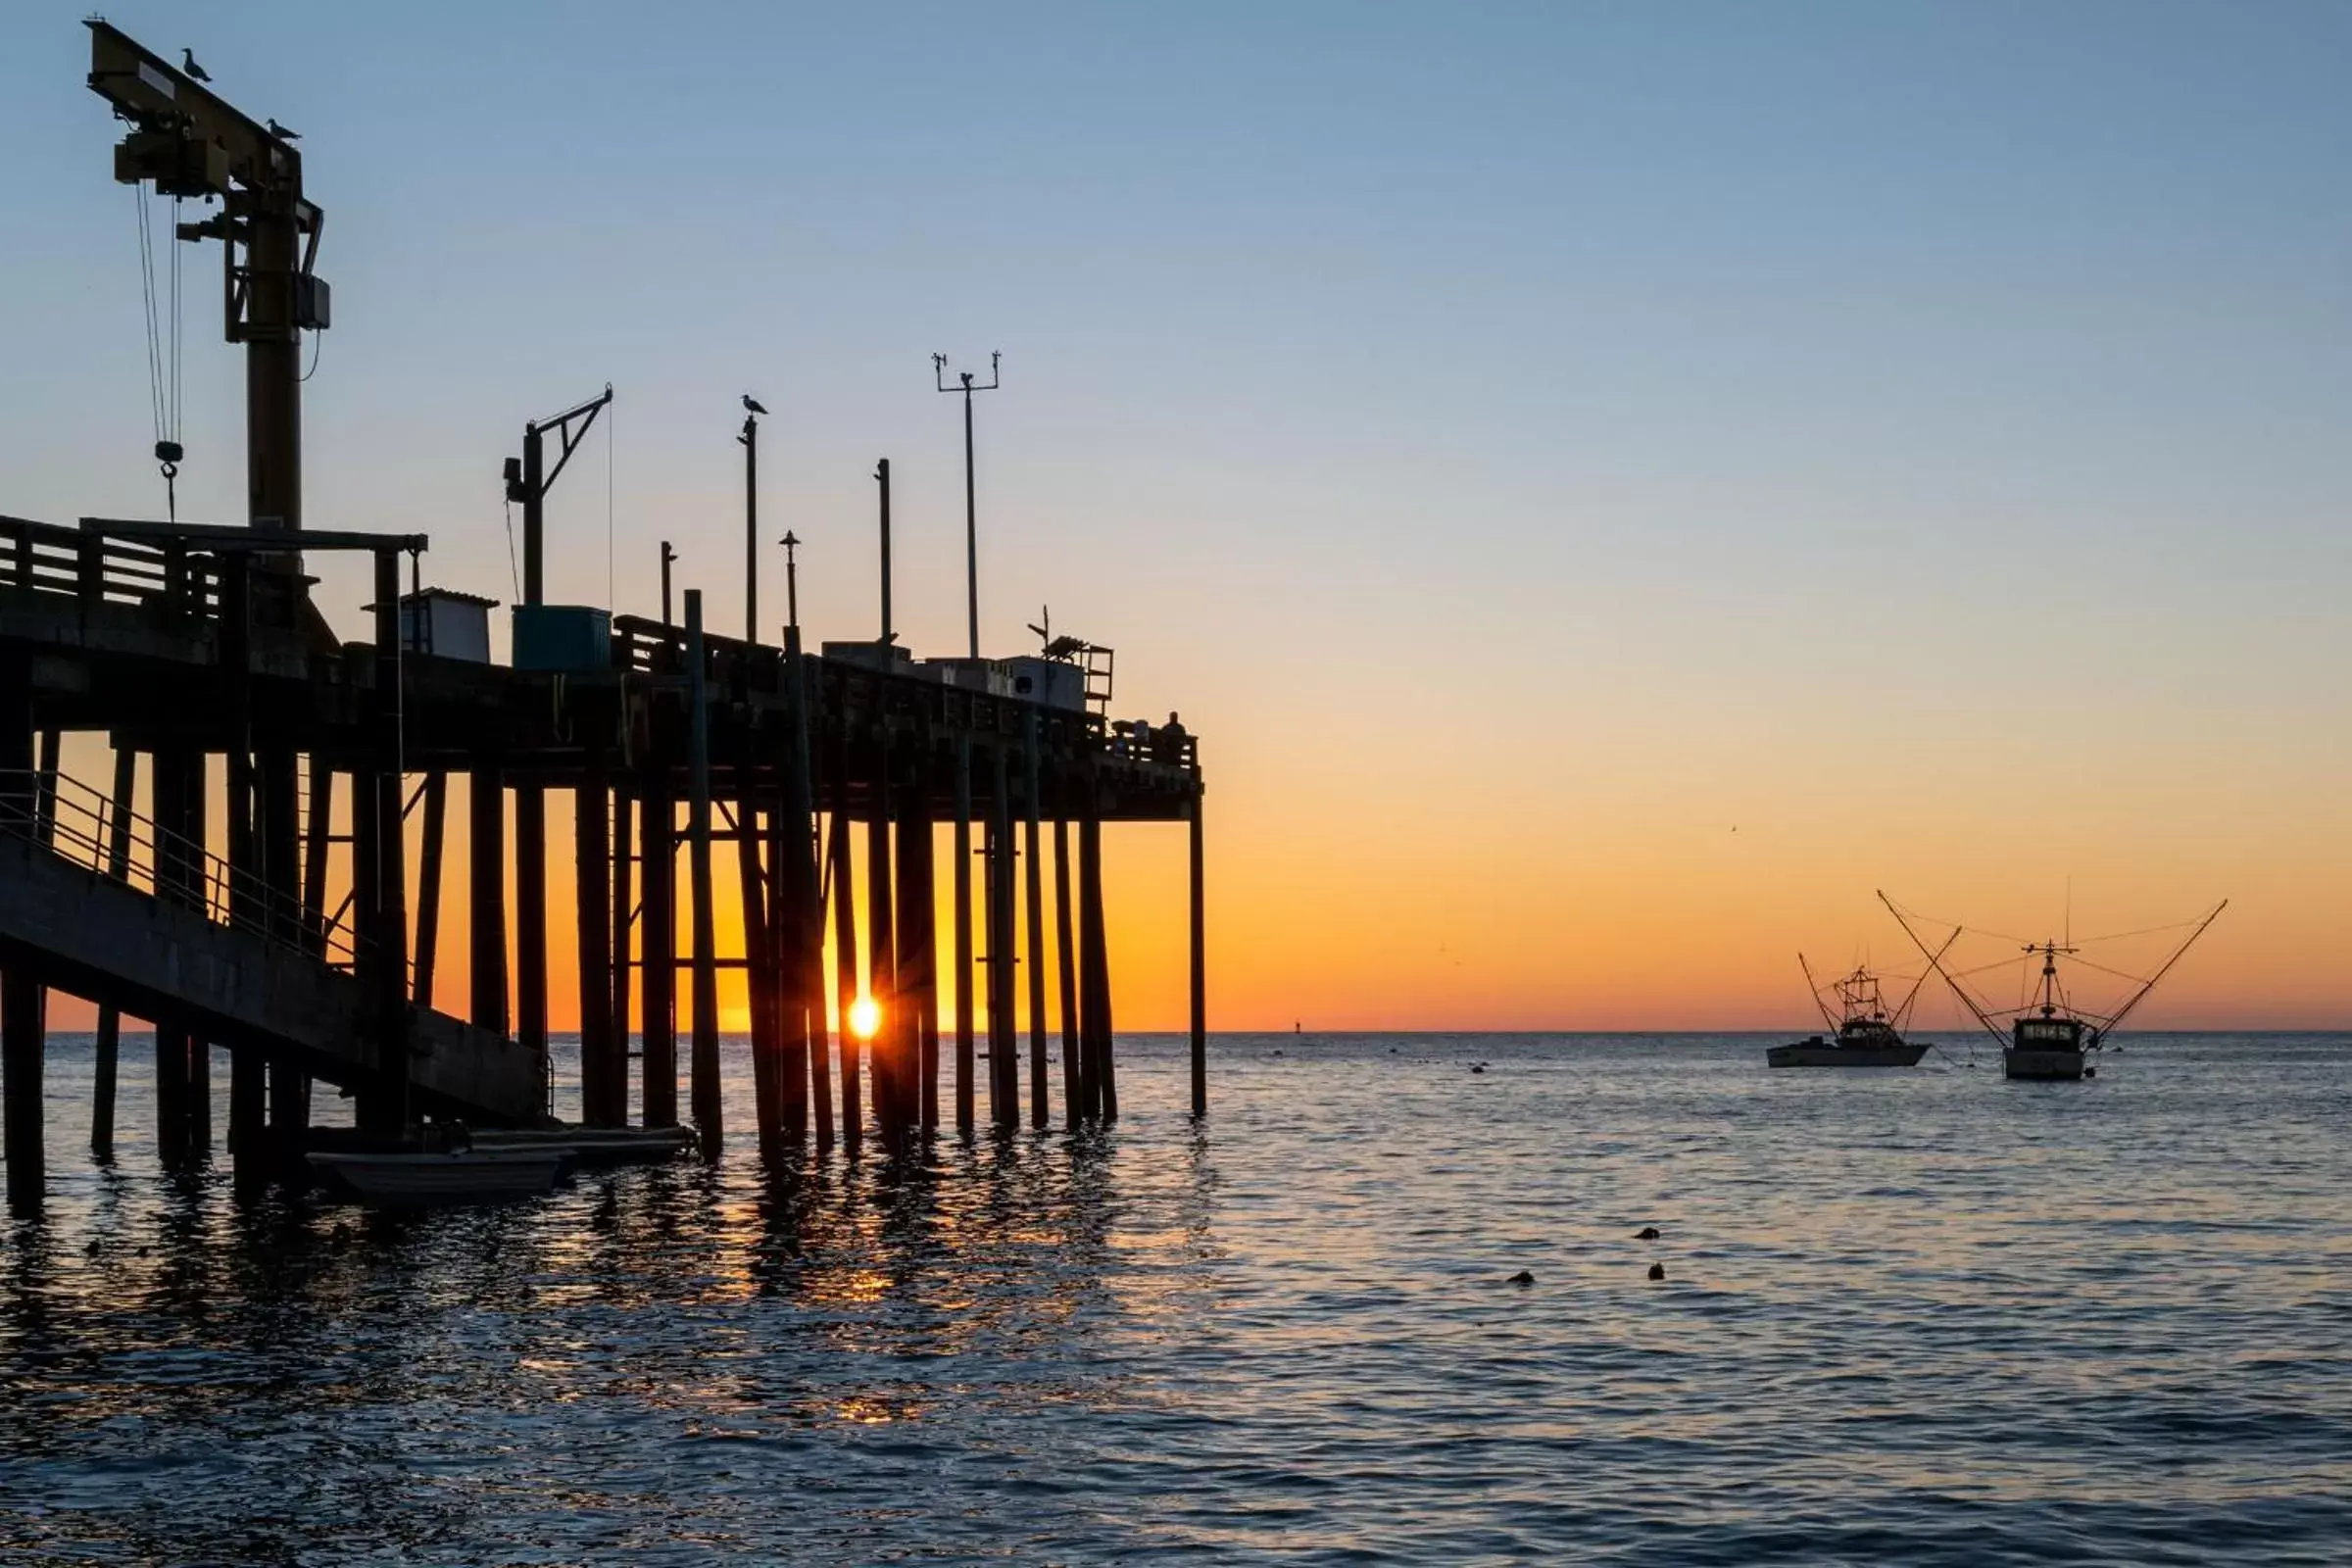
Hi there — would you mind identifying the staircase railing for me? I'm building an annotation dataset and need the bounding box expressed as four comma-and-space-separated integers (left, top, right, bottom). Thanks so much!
0, 767, 367, 974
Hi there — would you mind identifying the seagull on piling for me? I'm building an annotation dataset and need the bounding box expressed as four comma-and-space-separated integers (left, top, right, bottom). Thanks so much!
266, 117, 300, 141
181, 47, 211, 82
742, 394, 768, 416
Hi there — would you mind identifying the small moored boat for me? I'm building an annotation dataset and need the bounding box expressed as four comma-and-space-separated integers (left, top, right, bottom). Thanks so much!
1768, 956, 1932, 1068
469, 1124, 698, 1166
308, 1146, 571, 1204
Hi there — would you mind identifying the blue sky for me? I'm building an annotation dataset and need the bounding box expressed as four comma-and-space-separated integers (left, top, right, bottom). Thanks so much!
2, 2, 2346, 1023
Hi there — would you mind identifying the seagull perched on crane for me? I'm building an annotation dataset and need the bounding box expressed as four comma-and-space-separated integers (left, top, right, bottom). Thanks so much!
742, 394, 768, 416
266, 117, 300, 141
180, 47, 211, 82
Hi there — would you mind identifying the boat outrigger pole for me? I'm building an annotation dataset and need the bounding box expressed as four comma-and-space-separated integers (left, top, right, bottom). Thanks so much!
1887, 942, 1950, 1034
1796, 953, 1839, 1034
1879, 892, 2007, 1046
2087, 901, 2228, 1043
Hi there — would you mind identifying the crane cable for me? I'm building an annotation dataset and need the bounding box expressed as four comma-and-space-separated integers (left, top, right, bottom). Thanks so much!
134, 187, 188, 519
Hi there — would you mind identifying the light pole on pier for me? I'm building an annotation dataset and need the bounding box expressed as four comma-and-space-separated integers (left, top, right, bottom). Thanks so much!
933, 353, 1000, 659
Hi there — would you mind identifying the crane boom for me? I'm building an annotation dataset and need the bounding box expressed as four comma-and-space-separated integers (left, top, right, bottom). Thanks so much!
87, 21, 326, 544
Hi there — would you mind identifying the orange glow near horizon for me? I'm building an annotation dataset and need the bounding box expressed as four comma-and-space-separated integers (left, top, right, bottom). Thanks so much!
27, 723, 2346, 1040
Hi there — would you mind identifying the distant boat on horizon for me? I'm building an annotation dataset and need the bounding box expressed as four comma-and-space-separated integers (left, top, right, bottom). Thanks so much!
1767, 955, 1933, 1068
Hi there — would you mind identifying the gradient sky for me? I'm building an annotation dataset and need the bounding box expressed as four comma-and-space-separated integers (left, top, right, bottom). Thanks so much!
2, 2, 2346, 1030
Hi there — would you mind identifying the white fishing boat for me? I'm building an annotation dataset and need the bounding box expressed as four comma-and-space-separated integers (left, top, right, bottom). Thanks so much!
307, 1146, 570, 1203
1881, 894, 2227, 1083
1769, 956, 1934, 1068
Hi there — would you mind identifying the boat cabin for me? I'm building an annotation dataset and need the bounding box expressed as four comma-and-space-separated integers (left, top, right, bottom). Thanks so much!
2012, 1016, 2087, 1053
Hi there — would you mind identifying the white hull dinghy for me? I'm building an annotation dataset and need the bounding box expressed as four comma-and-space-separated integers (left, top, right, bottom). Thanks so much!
307, 1147, 570, 1204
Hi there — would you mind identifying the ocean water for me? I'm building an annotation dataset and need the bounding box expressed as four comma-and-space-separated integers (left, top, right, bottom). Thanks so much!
1, 1031, 2348, 1565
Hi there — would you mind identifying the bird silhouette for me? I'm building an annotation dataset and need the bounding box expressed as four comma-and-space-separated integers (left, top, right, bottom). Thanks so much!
266, 117, 300, 140
742, 395, 767, 416
181, 48, 211, 82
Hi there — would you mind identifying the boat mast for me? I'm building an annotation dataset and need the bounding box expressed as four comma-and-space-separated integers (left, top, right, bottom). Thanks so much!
1796, 953, 1839, 1034
2027, 940, 2074, 1018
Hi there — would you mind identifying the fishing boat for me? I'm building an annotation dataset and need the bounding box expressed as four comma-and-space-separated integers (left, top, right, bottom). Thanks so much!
1768, 956, 1932, 1067
1880, 894, 2227, 1083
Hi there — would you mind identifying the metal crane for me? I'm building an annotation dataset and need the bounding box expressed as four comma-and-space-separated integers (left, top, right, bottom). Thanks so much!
86, 22, 328, 544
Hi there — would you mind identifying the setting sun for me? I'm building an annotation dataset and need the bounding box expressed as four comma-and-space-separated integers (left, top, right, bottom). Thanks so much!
847, 996, 881, 1041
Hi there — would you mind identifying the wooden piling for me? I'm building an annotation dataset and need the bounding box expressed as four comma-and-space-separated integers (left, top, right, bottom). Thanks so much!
90, 744, 136, 1162
260, 745, 306, 1166
953, 735, 975, 1137
737, 787, 781, 1166
906, 797, 941, 1135
356, 551, 410, 1139
0, 971, 38, 1210
769, 765, 809, 1148
1190, 794, 1206, 1118
828, 803, 861, 1155
575, 751, 617, 1127
516, 778, 549, 1063
148, 747, 190, 1165
413, 773, 447, 1004
685, 591, 722, 1155
0, 664, 38, 1208
987, 745, 1018, 1131
893, 776, 933, 1140
1023, 719, 1048, 1129
638, 780, 677, 1126
612, 787, 634, 1116
467, 763, 509, 1036
866, 737, 901, 1151
1078, 803, 1112, 1123
1054, 815, 1081, 1127
782, 630, 825, 1152
182, 753, 211, 1152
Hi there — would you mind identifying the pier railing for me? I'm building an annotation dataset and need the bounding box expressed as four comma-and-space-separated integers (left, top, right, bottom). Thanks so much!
610, 616, 1200, 777
0, 768, 366, 973
0, 514, 226, 614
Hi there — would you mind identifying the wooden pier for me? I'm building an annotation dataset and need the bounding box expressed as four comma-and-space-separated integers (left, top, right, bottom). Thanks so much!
0, 514, 1205, 1208
0, 23, 1209, 1212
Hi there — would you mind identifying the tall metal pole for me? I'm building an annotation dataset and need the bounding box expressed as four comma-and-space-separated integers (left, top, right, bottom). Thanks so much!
875, 459, 893, 643
961, 389, 976, 657
781, 532, 800, 634
740, 412, 760, 643
661, 540, 675, 627
934, 353, 1000, 659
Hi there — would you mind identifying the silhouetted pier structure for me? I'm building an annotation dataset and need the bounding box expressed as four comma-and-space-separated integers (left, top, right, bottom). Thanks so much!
0, 23, 1208, 1212
0, 513, 1206, 1210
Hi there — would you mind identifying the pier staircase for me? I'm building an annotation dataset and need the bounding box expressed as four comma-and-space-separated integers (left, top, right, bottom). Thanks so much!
0, 769, 543, 1124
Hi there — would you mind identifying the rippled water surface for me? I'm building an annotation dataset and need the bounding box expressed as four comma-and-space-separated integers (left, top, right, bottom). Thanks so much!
3, 1032, 2349, 1564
